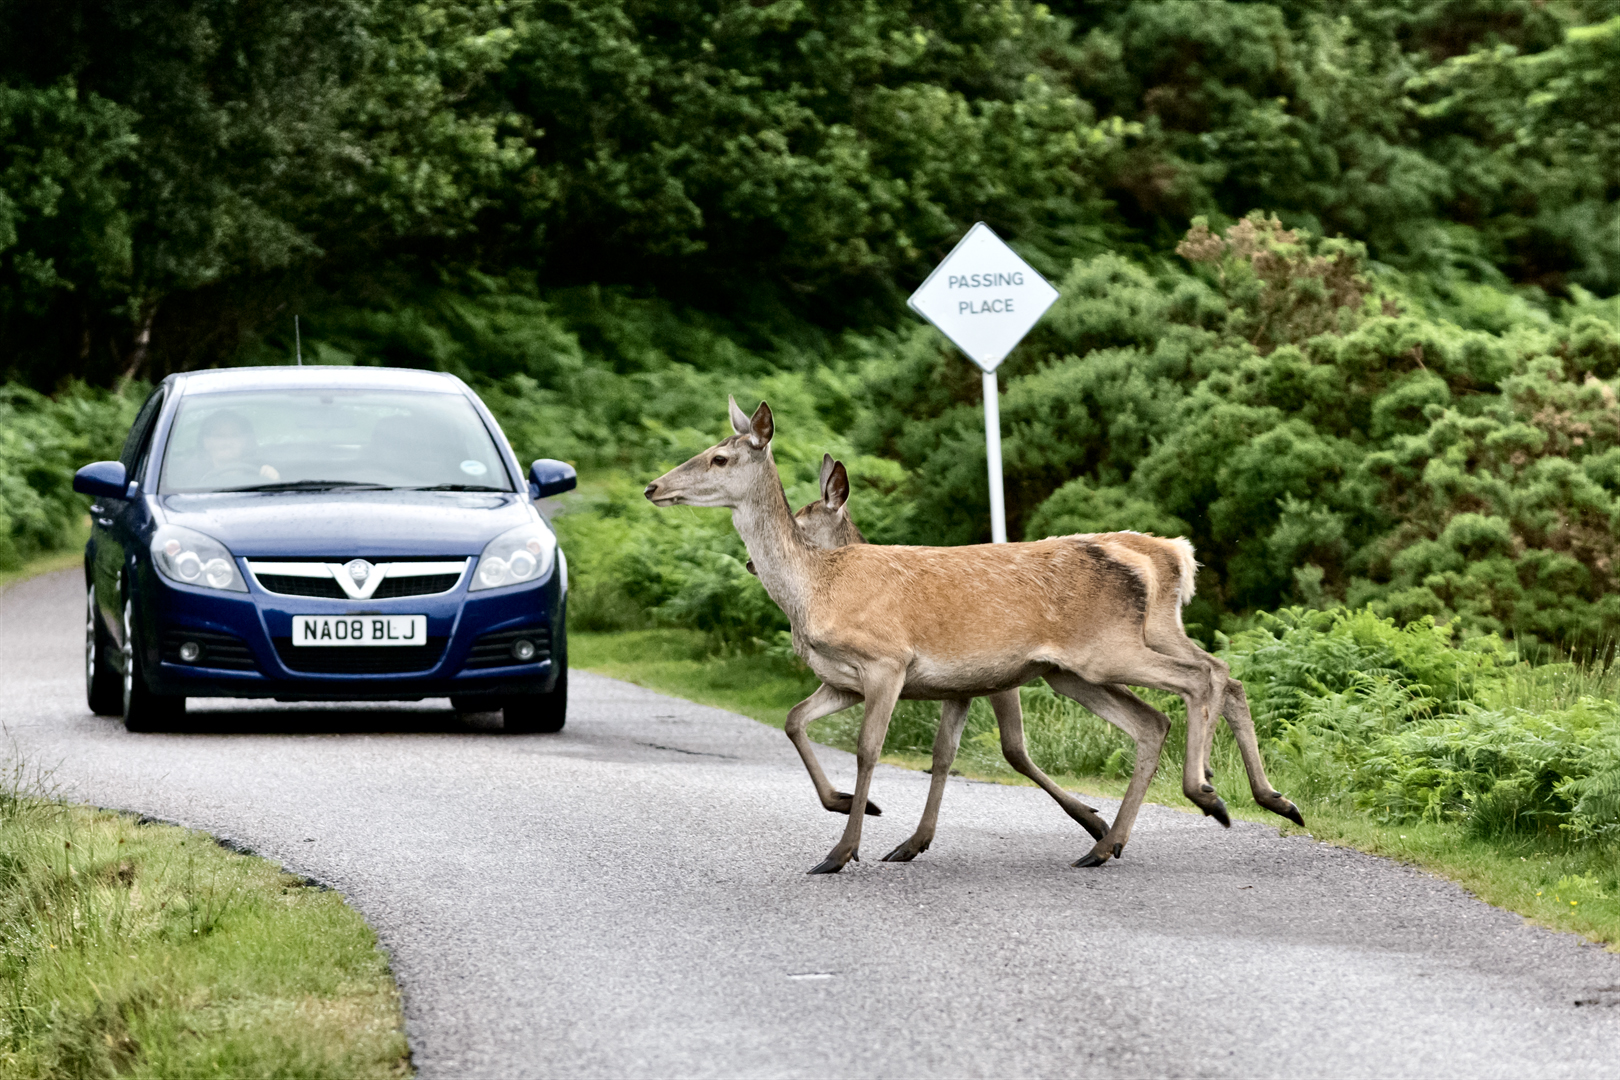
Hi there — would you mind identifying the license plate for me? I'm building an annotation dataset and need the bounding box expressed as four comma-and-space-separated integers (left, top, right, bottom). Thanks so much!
291, 615, 427, 647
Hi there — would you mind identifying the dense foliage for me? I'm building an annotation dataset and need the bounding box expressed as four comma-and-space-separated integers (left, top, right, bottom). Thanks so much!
864, 215, 1620, 648
0, 382, 135, 568
7, 0, 1620, 387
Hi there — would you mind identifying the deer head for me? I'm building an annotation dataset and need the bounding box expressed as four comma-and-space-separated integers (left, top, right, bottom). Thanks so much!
745, 454, 866, 576
644, 397, 776, 509
793, 453, 864, 549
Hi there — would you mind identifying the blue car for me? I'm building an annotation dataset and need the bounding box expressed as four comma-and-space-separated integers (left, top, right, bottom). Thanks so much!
72, 366, 576, 732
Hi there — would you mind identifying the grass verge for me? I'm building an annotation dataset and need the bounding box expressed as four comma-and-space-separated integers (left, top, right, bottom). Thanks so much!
0, 766, 410, 1078
573, 630, 1620, 949
0, 522, 88, 595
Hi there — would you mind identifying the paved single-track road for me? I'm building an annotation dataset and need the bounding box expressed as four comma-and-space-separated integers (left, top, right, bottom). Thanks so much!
5, 569, 1620, 1078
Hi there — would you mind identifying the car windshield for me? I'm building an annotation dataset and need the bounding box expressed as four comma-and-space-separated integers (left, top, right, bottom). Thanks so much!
159, 388, 513, 493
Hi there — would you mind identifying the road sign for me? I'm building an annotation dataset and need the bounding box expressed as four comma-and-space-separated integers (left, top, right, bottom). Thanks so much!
906, 222, 1059, 373
906, 223, 1060, 542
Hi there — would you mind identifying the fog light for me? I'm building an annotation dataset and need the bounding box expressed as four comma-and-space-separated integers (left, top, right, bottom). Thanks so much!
178, 640, 202, 662
511, 638, 537, 662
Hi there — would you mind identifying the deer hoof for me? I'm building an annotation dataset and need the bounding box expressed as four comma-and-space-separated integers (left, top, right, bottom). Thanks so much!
827, 792, 882, 817
1202, 796, 1232, 828
1257, 790, 1305, 827
807, 856, 847, 875
881, 839, 927, 862
1072, 844, 1112, 869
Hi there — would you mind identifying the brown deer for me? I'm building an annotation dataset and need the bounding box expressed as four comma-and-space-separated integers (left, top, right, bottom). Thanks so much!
773, 454, 1301, 864
759, 455, 1114, 862
645, 398, 1301, 873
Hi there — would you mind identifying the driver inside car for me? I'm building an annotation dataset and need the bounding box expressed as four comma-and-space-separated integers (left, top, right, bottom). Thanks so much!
200, 410, 280, 483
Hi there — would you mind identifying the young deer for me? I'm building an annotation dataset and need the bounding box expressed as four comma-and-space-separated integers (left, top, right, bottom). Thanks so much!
645, 398, 1297, 872
776, 455, 1302, 863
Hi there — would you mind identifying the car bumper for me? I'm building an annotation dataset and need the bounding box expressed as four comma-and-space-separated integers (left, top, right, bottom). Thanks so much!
137, 560, 564, 700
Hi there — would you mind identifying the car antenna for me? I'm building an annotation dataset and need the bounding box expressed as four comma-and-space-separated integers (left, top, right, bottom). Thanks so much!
294, 315, 303, 365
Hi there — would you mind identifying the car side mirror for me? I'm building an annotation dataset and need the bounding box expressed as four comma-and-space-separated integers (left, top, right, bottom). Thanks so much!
529, 459, 577, 500
73, 461, 132, 500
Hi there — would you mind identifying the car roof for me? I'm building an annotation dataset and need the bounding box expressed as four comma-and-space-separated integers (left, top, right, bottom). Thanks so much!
175, 366, 464, 396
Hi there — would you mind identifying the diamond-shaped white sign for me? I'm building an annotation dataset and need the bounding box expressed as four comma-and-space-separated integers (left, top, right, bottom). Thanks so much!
906, 222, 1060, 372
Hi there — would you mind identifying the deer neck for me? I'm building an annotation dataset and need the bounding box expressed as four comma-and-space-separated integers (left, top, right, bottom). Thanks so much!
731, 460, 818, 624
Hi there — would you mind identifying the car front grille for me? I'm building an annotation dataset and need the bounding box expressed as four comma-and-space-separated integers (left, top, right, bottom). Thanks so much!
463, 626, 551, 670
272, 637, 448, 674
374, 574, 463, 598
257, 575, 347, 599
249, 560, 467, 600
162, 629, 257, 671
255, 573, 463, 599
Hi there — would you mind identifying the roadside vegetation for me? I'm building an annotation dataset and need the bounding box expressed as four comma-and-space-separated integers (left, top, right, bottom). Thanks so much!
0, 763, 410, 1078
0, 528, 85, 596
4, 0, 1620, 948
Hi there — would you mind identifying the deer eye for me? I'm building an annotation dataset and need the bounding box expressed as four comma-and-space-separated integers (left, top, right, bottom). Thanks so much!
711, 454, 729, 467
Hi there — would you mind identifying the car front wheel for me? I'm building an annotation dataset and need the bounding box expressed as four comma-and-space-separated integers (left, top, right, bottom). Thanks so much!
122, 598, 185, 732
503, 666, 567, 734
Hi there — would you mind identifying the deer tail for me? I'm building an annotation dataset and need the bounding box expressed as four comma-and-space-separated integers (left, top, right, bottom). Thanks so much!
1167, 537, 1198, 607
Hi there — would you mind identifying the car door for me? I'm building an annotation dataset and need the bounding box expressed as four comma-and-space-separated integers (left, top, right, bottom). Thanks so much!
94, 387, 166, 650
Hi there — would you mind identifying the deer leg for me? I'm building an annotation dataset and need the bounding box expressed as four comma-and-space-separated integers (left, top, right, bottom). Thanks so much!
1140, 617, 1235, 823
808, 667, 904, 875
1148, 623, 1302, 826
881, 697, 971, 862
989, 689, 1110, 841
1044, 675, 1169, 867
1219, 678, 1305, 826
785, 683, 879, 816
1180, 659, 1232, 828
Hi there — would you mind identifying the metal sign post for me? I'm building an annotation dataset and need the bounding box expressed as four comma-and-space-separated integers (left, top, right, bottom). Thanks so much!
906, 222, 1059, 543
980, 368, 1006, 541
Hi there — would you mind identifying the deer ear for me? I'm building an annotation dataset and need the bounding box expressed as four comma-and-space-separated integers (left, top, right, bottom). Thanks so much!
824, 460, 850, 511
747, 400, 773, 449
728, 396, 752, 437
819, 453, 834, 493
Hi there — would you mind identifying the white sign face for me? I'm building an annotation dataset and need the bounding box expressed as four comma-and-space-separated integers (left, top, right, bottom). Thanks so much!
906, 222, 1060, 372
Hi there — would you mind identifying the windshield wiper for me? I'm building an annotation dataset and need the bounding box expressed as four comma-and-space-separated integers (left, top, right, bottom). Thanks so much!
223, 480, 395, 492
407, 483, 509, 492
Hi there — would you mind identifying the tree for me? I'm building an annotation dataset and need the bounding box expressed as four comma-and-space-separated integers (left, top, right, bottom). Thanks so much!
0, 0, 528, 386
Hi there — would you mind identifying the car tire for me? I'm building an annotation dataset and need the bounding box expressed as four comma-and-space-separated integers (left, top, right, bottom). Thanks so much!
86, 585, 123, 716
122, 598, 185, 732
503, 666, 567, 734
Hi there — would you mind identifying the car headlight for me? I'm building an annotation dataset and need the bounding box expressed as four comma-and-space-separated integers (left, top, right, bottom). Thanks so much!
470, 522, 557, 592
151, 525, 247, 592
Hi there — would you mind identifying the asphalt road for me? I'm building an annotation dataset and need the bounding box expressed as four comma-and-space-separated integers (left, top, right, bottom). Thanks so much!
5, 568, 1620, 1078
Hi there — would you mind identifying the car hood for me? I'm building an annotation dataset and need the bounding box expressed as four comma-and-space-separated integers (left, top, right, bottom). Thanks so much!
156, 490, 536, 558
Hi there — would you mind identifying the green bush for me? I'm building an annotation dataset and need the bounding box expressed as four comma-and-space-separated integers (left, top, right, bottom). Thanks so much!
0, 383, 139, 570
1219, 607, 1620, 844
856, 216, 1620, 647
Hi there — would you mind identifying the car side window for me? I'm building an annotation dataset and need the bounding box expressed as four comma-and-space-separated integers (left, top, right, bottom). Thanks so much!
119, 389, 166, 485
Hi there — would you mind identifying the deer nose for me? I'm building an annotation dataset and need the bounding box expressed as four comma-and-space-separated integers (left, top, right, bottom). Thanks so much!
644, 482, 660, 500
